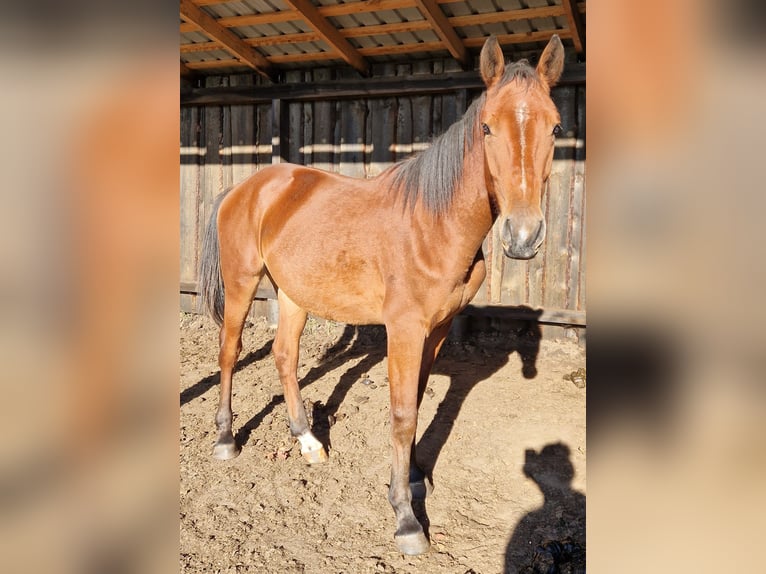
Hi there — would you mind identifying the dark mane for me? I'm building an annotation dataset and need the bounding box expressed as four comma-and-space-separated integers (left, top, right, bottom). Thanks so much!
390, 60, 540, 214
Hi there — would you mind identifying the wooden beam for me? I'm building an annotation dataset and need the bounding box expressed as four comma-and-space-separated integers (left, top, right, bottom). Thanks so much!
413, 0, 469, 68
180, 60, 193, 76
281, 0, 370, 75
180, 280, 277, 300
180, 63, 586, 106
463, 304, 586, 327
181, 32, 321, 53
181, 10, 300, 33
562, 0, 586, 54
179, 0, 274, 80
463, 29, 570, 48
180, 280, 585, 326
451, 6, 565, 27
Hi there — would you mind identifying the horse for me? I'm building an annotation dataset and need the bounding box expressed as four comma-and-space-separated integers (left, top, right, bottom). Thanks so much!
198, 35, 564, 555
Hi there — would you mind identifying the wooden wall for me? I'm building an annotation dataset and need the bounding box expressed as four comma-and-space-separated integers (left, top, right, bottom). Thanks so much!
180, 63, 586, 336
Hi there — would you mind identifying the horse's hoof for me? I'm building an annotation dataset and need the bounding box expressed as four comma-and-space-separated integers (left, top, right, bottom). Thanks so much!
395, 530, 430, 555
409, 476, 434, 500
301, 446, 328, 465
212, 439, 240, 460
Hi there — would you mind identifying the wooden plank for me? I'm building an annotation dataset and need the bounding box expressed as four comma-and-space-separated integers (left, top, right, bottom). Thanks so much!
256, 103, 272, 169
339, 99, 367, 177
395, 64, 413, 162
500, 247, 528, 306
574, 84, 586, 312
229, 74, 256, 185
541, 168, 571, 310
411, 61, 433, 155
312, 68, 336, 173
220, 77, 234, 192
561, 0, 586, 55
179, 0, 274, 80
181, 64, 587, 107
285, 71, 304, 165
543, 86, 576, 310
271, 98, 289, 164
302, 70, 314, 167
180, 106, 200, 289
489, 221, 505, 304
366, 64, 397, 177
282, 0, 370, 75
413, 0, 470, 67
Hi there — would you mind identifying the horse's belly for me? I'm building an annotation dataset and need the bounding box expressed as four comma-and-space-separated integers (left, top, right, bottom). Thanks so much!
265, 254, 386, 325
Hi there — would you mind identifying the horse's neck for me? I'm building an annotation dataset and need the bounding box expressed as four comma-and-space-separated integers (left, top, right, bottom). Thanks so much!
445, 144, 495, 252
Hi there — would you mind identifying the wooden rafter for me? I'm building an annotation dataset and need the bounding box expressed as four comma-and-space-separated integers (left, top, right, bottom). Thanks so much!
180, 1, 587, 74
183, 27, 572, 71
180, 5, 574, 50
179, 0, 274, 80
562, 0, 586, 54
281, 0, 369, 75
413, 0, 469, 67
182, 1, 588, 34
463, 29, 570, 48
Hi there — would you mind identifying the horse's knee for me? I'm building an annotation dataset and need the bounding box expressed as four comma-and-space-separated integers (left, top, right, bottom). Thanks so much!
271, 343, 287, 370
390, 408, 417, 440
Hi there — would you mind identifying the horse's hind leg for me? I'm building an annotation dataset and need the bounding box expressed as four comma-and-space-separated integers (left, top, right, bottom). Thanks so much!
212, 274, 260, 460
273, 290, 327, 464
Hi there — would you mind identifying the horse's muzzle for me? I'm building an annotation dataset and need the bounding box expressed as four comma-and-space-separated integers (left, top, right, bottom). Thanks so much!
501, 216, 545, 260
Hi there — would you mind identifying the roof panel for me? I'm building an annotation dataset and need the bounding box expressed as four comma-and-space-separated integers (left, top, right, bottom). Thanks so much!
181, 0, 585, 74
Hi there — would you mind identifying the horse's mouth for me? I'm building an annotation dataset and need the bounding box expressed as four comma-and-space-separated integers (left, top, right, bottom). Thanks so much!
502, 242, 538, 260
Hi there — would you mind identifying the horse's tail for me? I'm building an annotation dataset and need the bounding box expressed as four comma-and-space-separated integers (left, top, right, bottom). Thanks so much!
198, 189, 232, 327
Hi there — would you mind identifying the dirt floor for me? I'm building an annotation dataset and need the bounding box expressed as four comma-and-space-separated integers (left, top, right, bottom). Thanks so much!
180, 312, 585, 573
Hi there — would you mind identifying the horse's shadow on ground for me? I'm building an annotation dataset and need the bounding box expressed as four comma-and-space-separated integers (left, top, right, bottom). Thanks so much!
232, 324, 389, 451
182, 311, 558, 548
504, 443, 586, 574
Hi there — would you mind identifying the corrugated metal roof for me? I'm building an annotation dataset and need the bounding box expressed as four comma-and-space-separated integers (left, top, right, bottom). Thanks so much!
180, 0, 585, 78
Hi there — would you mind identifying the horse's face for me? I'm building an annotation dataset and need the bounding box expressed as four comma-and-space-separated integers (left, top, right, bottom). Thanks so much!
479, 36, 564, 259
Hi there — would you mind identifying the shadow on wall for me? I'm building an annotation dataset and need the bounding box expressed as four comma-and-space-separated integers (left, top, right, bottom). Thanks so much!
504, 442, 585, 574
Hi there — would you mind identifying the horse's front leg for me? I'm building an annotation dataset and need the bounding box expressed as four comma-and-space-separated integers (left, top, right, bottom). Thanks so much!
386, 322, 430, 555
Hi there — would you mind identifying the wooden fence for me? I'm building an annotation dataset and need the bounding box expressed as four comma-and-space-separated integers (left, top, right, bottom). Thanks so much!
180, 62, 585, 334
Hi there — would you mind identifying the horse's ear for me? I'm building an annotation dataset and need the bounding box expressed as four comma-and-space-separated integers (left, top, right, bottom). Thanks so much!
536, 35, 564, 88
480, 36, 505, 89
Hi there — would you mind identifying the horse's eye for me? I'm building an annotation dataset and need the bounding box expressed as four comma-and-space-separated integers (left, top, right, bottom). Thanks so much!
552, 124, 563, 136
481, 123, 491, 136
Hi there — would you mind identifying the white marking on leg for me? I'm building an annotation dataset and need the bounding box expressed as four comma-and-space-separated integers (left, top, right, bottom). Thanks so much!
296, 431, 323, 454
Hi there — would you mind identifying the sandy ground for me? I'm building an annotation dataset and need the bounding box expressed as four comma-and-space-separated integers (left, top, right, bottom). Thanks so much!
180, 312, 585, 573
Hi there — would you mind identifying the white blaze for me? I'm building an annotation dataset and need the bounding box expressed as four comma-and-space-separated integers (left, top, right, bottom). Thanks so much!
516, 103, 529, 195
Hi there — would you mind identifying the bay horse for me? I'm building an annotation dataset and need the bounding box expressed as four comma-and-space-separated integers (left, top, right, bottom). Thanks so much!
198, 35, 564, 555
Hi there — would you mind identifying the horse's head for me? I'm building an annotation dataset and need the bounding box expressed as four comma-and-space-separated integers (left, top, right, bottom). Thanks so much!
479, 35, 564, 259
